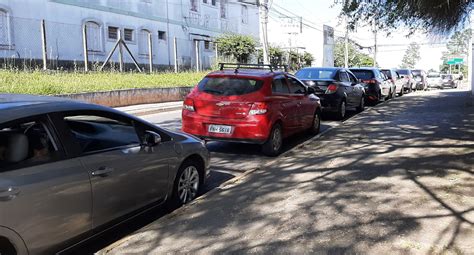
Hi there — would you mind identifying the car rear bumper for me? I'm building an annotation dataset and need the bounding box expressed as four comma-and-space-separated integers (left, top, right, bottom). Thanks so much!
182, 111, 271, 144
318, 94, 342, 112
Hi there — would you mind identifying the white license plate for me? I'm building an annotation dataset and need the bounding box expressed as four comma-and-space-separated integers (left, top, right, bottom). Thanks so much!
208, 125, 232, 134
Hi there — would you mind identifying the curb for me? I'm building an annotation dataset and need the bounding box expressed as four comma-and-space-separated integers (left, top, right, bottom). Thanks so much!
125, 106, 183, 116
98, 94, 399, 254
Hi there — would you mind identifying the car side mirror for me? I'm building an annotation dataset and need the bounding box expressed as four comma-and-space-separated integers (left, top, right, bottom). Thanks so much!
143, 131, 161, 147
306, 86, 315, 94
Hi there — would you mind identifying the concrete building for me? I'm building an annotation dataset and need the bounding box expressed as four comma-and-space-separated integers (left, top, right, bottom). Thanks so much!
0, 0, 260, 70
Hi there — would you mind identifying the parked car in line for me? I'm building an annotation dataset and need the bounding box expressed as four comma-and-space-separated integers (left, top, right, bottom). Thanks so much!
295, 67, 366, 120
396, 69, 416, 92
349, 67, 391, 103
441, 74, 458, 88
427, 72, 443, 89
0, 94, 210, 255
182, 63, 322, 156
411, 69, 428, 90
381, 68, 405, 96
380, 70, 397, 98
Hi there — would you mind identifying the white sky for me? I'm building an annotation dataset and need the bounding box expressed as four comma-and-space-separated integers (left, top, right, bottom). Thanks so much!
269, 0, 450, 71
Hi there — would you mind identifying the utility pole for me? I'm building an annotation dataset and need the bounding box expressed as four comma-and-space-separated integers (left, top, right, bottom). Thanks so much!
259, 0, 269, 64
344, 16, 349, 68
373, 22, 377, 67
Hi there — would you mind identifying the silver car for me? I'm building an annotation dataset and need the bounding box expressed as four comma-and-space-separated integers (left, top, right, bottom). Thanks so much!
0, 94, 210, 255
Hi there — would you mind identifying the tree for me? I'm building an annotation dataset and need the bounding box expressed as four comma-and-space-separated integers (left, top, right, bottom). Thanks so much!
302, 52, 314, 66
400, 42, 420, 69
216, 34, 257, 63
334, 38, 375, 67
339, 0, 472, 34
439, 29, 471, 75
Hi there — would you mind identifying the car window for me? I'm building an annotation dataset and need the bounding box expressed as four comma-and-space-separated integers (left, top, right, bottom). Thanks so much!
287, 77, 307, 94
198, 77, 264, 96
339, 72, 350, 82
272, 76, 290, 94
0, 119, 59, 171
64, 114, 140, 154
381, 70, 392, 79
350, 70, 374, 80
348, 72, 358, 83
295, 69, 337, 79
428, 73, 440, 78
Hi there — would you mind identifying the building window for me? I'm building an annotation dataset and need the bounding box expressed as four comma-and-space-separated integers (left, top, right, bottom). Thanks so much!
190, 0, 198, 12
220, 0, 228, 19
203, 0, 207, 3
204, 41, 210, 50
212, 0, 216, 6
158, 30, 166, 41
241, 5, 248, 24
139, 29, 151, 55
108, 26, 119, 40
0, 9, 11, 47
124, 28, 134, 42
85, 21, 103, 52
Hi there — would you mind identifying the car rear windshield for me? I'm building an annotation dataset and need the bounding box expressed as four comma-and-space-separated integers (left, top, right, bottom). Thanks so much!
442, 75, 453, 79
381, 70, 392, 78
428, 73, 440, 78
397, 69, 409, 75
350, 70, 374, 80
411, 70, 422, 77
198, 77, 264, 96
295, 69, 337, 80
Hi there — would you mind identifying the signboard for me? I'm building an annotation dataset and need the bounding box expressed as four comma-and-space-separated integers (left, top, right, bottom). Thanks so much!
323, 25, 334, 67
280, 16, 302, 34
447, 58, 464, 65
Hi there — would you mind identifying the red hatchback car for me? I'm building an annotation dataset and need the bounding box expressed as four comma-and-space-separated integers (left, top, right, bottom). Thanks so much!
182, 63, 322, 156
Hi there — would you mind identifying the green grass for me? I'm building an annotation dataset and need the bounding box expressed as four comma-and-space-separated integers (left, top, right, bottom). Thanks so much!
0, 70, 209, 95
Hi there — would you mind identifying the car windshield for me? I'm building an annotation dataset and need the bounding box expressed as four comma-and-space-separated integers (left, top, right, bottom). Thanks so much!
198, 77, 264, 96
397, 69, 410, 75
350, 70, 374, 80
412, 70, 422, 77
428, 73, 440, 78
441, 75, 453, 80
295, 69, 337, 80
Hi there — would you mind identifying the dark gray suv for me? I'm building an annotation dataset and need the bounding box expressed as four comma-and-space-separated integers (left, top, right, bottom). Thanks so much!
0, 94, 210, 255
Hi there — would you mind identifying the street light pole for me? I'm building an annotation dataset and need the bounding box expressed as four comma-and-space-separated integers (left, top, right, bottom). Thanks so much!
373, 23, 377, 67
344, 16, 349, 68
259, 0, 269, 64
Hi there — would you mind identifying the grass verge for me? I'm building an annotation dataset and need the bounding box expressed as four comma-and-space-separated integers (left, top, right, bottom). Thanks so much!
0, 70, 208, 95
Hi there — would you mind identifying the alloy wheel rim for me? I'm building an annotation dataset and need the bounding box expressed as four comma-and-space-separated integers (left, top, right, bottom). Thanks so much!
177, 166, 200, 204
272, 127, 282, 151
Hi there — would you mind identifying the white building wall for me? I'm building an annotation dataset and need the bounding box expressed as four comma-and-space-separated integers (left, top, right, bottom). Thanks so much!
0, 0, 260, 69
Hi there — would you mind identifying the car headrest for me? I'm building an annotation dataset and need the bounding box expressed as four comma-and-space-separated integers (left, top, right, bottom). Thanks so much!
4, 133, 29, 163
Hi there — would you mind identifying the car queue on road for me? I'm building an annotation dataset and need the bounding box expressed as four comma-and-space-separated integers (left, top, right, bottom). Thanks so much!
0, 63, 459, 255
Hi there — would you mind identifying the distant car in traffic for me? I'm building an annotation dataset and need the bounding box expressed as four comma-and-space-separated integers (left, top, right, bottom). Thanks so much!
296, 67, 366, 119
381, 68, 405, 96
0, 94, 210, 255
427, 72, 443, 89
411, 69, 428, 90
182, 63, 322, 156
441, 74, 458, 89
396, 69, 416, 92
349, 67, 391, 103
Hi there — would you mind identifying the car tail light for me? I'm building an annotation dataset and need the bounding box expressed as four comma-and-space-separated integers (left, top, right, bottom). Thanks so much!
249, 102, 268, 115
325, 84, 338, 94
183, 98, 195, 112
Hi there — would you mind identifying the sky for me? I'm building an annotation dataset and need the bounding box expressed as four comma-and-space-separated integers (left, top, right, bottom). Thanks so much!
268, 0, 449, 71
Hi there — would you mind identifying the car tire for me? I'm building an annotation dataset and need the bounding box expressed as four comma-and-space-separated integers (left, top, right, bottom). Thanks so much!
262, 123, 283, 157
356, 96, 365, 112
307, 111, 321, 135
398, 87, 404, 97
336, 99, 346, 120
0, 238, 16, 255
170, 160, 202, 208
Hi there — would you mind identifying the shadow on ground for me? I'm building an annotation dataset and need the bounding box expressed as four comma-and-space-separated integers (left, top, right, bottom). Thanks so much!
104, 89, 473, 254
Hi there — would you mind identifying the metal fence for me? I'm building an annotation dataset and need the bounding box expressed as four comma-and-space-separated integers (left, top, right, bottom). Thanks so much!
0, 16, 221, 72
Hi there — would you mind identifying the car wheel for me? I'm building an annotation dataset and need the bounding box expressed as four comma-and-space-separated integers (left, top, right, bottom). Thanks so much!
398, 87, 404, 96
171, 160, 202, 207
308, 111, 321, 135
336, 100, 346, 120
0, 238, 16, 255
262, 123, 283, 156
356, 96, 365, 112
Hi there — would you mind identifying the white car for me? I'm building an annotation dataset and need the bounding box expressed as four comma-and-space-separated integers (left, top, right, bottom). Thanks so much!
427, 72, 443, 89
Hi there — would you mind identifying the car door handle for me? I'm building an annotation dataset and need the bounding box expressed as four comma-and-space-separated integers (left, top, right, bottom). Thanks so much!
0, 187, 20, 201
91, 167, 114, 177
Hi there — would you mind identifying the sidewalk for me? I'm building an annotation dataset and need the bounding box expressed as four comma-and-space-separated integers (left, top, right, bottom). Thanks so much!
115, 101, 183, 116
101, 89, 474, 254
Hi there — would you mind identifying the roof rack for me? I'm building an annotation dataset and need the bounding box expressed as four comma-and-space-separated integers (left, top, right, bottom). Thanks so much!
218, 63, 288, 73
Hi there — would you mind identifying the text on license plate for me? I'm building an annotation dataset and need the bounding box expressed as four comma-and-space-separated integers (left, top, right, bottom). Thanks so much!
208, 125, 232, 134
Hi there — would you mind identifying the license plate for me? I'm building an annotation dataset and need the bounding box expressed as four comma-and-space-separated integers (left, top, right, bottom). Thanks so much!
208, 125, 232, 134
